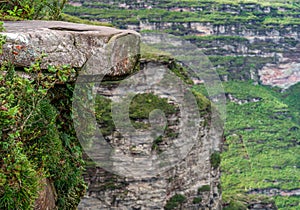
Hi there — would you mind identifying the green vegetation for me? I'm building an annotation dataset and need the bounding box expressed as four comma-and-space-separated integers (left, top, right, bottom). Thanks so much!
95, 92, 178, 134
0, 2, 115, 206
185, 35, 248, 43
64, 0, 300, 33
1, 0, 299, 209
95, 95, 115, 136
281, 82, 300, 125
0, 0, 111, 26
0, 10, 86, 207
129, 93, 177, 120
210, 152, 221, 169
0, 23, 5, 54
192, 196, 202, 204
164, 194, 186, 210
95, 91, 180, 153
198, 185, 211, 193
0, 57, 85, 209
0, 0, 68, 20
219, 81, 299, 209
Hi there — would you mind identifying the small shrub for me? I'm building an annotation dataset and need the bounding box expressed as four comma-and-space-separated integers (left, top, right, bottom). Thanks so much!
193, 197, 202, 204
165, 194, 186, 210
0, 57, 84, 209
210, 151, 221, 168
0, 0, 68, 20
223, 200, 247, 210
198, 185, 211, 194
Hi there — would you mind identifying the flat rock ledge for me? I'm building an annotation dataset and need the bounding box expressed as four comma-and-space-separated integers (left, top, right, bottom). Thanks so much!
0, 20, 140, 77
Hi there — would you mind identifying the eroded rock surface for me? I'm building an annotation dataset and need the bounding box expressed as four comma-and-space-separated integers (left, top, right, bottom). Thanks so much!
0, 20, 222, 209
78, 61, 223, 210
0, 20, 140, 77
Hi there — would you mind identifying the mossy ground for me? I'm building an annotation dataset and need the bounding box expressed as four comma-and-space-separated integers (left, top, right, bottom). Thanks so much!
95, 91, 191, 152
0, 63, 85, 209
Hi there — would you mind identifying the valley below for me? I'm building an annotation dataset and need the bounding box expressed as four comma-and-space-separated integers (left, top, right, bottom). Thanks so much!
64, 0, 300, 209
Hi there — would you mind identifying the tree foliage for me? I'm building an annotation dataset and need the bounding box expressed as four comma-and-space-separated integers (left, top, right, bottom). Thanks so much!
0, 0, 68, 20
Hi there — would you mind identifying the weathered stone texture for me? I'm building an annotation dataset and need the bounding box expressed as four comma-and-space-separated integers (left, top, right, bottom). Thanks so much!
0, 20, 222, 209
78, 61, 222, 210
0, 20, 140, 77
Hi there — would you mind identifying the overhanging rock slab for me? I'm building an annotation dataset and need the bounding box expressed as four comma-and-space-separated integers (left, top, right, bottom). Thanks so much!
0, 20, 140, 77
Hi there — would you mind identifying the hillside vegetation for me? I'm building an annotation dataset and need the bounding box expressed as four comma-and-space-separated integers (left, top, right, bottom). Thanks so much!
0, 2, 87, 209
63, 0, 300, 209
195, 81, 300, 209
65, 0, 300, 28
0, 0, 299, 209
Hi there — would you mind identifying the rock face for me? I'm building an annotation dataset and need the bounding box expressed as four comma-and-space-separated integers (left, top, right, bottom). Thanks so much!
78, 60, 222, 210
0, 20, 222, 209
0, 20, 140, 209
0, 20, 140, 77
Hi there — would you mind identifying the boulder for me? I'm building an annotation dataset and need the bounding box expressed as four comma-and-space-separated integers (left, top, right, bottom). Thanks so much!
0, 20, 140, 77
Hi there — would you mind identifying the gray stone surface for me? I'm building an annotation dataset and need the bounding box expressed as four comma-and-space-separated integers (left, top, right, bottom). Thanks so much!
0, 20, 140, 77
78, 61, 222, 210
0, 20, 222, 209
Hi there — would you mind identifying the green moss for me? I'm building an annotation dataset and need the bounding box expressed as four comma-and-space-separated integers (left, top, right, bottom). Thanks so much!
223, 200, 247, 210
95, 92, 179, 138
164, 194, 186, 210
192, 90, 211, 115
168, 61, 194, 85
152, 136, 163, 151
198, 185, 211, 193
129, 93, 177, 120
193, 197, 202, 204
95, 95, 115, 136
141, 40, 194, 85
210, 151, 221, 168
0, 61, 85, 209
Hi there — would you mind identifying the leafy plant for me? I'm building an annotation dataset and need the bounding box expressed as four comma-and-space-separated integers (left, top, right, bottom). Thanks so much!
0, 29, 5, 54
164, 194, 186, 210
210, 151, 221, 169
193, 197, 202, 204
6, 6, 23, 17
198, 185, 210, 193
0, 53, 85, 209
0, 0, 68, 20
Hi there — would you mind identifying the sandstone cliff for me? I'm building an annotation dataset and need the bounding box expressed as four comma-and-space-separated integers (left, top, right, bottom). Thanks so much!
0, 20, 221, 209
